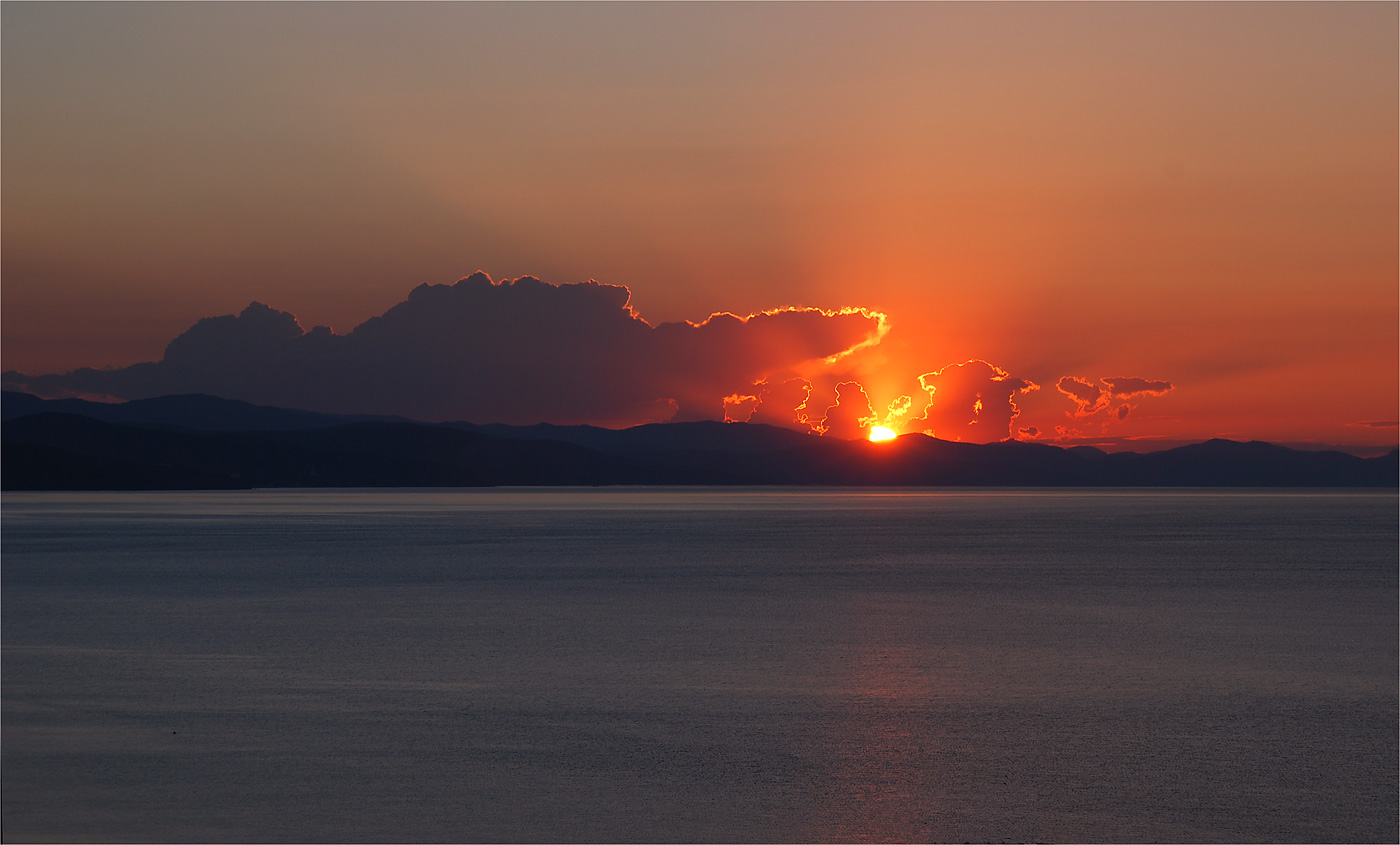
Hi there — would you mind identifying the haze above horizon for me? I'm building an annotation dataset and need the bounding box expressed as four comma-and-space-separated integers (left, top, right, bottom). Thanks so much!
3, 3, 1395, 453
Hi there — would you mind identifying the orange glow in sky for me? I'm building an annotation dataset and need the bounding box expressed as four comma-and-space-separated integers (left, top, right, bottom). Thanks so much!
1, 3, 1395, 454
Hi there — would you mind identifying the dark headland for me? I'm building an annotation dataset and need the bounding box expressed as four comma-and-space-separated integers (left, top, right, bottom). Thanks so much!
3, 391, 1395, 490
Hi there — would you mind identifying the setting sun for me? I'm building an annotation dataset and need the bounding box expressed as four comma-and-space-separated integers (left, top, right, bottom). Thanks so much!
868, 426, 897, 442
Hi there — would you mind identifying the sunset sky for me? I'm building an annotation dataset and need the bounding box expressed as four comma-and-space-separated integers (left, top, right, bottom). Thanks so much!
3, 3, 1396, 452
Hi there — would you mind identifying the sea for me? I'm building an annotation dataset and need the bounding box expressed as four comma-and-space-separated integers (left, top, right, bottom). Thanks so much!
2, 488, 1396, 843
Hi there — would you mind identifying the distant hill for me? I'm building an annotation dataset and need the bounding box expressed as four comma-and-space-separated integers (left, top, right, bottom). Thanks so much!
1, 390, 404, 431
1, 413, 700, 490
3, 392, 1395, 490
447, 418, 816, 456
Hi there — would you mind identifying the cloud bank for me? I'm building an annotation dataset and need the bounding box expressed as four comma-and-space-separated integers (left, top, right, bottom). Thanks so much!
4, 273, 887, 426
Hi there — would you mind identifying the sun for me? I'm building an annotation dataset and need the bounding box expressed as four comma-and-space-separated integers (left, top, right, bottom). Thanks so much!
868, 426, 897, 442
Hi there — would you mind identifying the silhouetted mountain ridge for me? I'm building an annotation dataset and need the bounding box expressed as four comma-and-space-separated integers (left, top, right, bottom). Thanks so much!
2, 413, 704, 489
1, 390, 406, 431
449, 417, 815, 456
2, 392, 1394, 489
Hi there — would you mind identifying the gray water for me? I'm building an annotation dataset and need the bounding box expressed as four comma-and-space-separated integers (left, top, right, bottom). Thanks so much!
2, 488, 1396, 843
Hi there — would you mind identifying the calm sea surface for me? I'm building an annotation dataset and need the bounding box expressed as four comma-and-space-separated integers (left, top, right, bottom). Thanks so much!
2, 488, 1396, 843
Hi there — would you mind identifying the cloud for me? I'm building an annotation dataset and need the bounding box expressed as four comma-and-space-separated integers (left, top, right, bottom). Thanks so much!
746, 377, 818, 430
881, 394, 914, 428
1056, 375, 1174, 423
907, 359, 1038, 443
1055, 376, 1110, 418
650, 305, 887, 422
4, 273, 887, 426
819, 381, 879, 440
1102, 377, 1173, 398
1347, 420, 1400, 429
722, 393, 760, 423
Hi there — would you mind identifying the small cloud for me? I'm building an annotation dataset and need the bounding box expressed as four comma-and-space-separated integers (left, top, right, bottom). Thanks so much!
1347, 420, 1400, 429
1018, 426, 1040, 439
748, 377, 817, 431
819, 381, 878, 440
882, 394, 914, 428
1055, 376, 1110, 418
722, 393, 760, 423
1102, 377, 1174, 398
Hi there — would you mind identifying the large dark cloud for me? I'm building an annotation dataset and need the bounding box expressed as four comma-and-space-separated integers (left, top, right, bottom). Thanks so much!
4, 273, 887, 426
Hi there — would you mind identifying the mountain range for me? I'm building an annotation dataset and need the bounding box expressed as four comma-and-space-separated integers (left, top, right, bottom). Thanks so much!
3, 391, 1395, 490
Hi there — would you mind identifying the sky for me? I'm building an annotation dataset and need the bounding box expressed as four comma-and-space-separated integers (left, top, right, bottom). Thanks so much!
3, 2, 1396, 452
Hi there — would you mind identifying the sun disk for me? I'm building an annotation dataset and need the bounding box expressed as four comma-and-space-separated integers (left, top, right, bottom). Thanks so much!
868, 426, 897, 442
